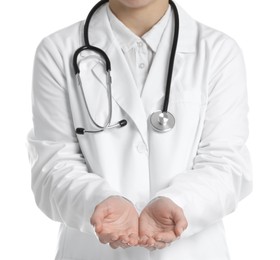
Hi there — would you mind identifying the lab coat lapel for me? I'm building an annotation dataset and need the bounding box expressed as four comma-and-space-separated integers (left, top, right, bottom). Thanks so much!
86, 4, 148, 145
141, 4, 197, 115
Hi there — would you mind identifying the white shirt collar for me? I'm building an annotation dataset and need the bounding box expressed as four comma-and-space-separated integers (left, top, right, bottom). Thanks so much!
106, 5, 171, 53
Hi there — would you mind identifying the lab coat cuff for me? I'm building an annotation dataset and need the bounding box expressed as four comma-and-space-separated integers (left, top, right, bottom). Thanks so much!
152, 193, 185, 210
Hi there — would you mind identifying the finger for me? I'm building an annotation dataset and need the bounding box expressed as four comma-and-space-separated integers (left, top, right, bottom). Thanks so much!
147, 241, 171, 250
146, 237, 156, 247
174, 218, 188, 237
119, 234, 129, 244
120, 243, 130, 249
172, 208, 188, 237
94, 222, 103, 234
110, 239, 131, 249
98, 233, 119, 244
154, 231, 177, 243
109, 240, 122, 249
91, 215, 103, 234
127, 233, 139, 246
90, 206, 106, 234
118, 234, 135, 247
154, 241, 169, 250
139, 235, 150, 246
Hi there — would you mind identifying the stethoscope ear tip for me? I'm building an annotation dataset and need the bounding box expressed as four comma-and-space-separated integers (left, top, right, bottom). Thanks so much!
76, 128, 85, 135
119, 119, 127, 127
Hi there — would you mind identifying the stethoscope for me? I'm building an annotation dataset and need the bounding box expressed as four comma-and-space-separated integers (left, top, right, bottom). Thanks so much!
73, 0, 179, 134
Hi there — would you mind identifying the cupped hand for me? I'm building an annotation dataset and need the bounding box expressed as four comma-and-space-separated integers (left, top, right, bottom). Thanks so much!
139, 197, 188, 250
90, 196, 139, 249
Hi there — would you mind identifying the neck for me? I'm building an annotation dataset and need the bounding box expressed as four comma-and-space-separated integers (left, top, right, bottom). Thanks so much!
109, 0, 169, 37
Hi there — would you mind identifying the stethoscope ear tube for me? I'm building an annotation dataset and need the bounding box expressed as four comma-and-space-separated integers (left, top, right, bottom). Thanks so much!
73, 45, 111, 74
162, 0, 179, 113
84, 0, 109, 46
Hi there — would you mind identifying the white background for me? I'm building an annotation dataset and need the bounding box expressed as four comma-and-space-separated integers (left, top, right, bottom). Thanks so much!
0, 0, 279, 259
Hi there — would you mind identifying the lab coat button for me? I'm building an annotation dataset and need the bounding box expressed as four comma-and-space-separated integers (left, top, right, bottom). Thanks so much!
137, 143, 147, 153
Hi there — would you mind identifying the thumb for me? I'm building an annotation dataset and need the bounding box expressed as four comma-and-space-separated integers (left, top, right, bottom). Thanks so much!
172, 207, 188, 237
90, 205, 106, 234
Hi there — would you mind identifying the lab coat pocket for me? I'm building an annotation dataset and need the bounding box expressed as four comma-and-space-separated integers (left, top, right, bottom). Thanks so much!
169, 89, 204, 127
168, 88, 205, 105
152, 89, 204, 119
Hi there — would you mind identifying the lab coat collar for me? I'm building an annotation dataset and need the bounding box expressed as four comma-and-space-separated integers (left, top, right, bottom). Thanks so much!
82, 2, 197, 145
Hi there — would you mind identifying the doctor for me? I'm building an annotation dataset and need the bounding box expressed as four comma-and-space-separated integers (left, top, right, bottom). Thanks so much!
27, 0, 252, 259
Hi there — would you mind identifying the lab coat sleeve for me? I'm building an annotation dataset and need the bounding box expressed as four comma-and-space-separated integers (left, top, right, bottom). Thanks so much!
27, 37, 121, 235
155, 38, 253, 237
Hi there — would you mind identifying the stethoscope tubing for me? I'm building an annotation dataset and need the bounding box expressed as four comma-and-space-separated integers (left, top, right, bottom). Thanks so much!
73, 45, 111, 74
163, 0, 179, 113
76, 71, 113, 130
84, 0, 109, 47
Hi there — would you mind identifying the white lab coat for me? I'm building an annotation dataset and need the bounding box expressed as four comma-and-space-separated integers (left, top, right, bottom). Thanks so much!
27, 2, 252, 260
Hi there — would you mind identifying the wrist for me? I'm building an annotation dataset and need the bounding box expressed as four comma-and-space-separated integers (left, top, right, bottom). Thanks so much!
108, 195, 134, 205
148, 196, 169, 204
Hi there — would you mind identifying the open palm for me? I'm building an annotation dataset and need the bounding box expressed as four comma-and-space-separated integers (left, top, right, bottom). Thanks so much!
91, 196, 139, 247
139, 197, 188, 249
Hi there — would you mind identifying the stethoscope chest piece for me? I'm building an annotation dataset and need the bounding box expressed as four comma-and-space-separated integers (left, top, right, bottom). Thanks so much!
150, 111, 175, 133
